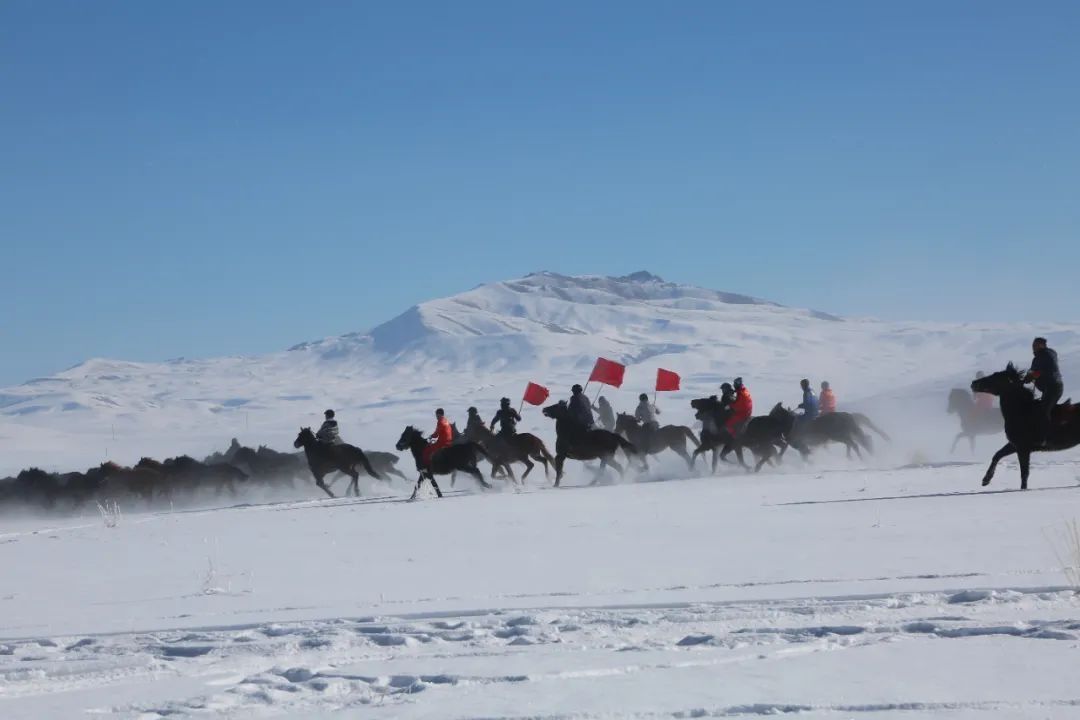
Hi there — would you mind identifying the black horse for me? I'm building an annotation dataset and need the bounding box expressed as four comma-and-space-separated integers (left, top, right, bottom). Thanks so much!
293, 427, 381, 498
786, 411, 889, 460
542, 401, 641, 486
972, 364, 1080, 489
614, 413, 700, 470
732, 404, 808, 472
395, 426, 492, 500
690, 396, 741, 472
947, 388, 1004, 453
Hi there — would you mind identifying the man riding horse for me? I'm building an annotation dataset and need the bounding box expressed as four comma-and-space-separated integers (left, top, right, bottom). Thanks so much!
569, 384, 595, 429
728, 378, 753, 438
316, 409, 343, 444
490, 397, 521, 438
1025, 337, 1064, 445
798, 379, 819, 423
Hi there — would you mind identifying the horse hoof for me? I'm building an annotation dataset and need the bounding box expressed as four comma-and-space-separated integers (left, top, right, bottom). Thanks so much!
981, 477, 992, 487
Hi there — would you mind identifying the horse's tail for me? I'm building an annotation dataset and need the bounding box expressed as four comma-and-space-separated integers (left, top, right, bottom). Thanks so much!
852, 413, 891, 442
532, 438, 556, 465
681, 426, 700, 448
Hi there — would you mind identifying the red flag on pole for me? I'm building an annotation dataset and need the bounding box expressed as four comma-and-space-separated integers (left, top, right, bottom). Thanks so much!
522, 382, 550, 406
588, 357, 626, 388
655, 368, 680, 392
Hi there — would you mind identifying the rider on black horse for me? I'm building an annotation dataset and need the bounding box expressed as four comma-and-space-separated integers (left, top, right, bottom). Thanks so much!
316, 409, 343, 444
491, 397, 521, 438
465, 406, 486, 437
1025, 337, 1064, 445
569, 384, 595, 430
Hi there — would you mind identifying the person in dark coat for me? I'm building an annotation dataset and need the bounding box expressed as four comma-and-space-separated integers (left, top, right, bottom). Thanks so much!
568, 384, 595, 429
490, 398, 521, 437
1025, 337, 1064, 444
465, 406, 486, 437
316, 409, 342, 444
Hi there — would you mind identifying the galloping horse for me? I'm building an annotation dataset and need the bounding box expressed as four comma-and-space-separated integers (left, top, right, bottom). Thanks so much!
293, 427, 381, 498
463, 423, 555, 484
542, 401, 641, 487
972, 364, 1080, 489
396, 426, 492, 500
787, 411, 889, 461
614, 413, 700, 470
947, 388, 1004, 453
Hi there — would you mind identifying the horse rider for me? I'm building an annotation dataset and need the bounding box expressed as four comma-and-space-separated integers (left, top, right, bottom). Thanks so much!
594, 395, 616, 431
465, 406, 486, 437
972, 371, 995, 411
798, 379, 819, 421
569, 384, 595, 430
820, 381, 837, 414
490, 397, 521, 438
316, 409, 343, 444
727, 377, 753, 438
430, 408, 455, 452
635, 393, 661, 432
1024, 337, 1064, 445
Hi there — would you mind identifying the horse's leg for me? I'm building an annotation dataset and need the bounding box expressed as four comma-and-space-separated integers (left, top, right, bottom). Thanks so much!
409, 473, 426, 501
675, 444, 694, 470
950, 432, 963, 454
429, 473, 443, 498
968, 434, 976, 453
520, 456, 533, 482
554, 454, 566, 487
469, 466, 492, 490
314, 472, 335, 499
503, 462, 518, 486
981, 443, 1016, 487
348, 469, 361, 497
1017, 449, 1031, 490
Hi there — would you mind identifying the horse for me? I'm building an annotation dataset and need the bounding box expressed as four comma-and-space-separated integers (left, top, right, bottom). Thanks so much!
364, 451, 411, 482
395, 426, 491, 500
293, 427, 381, 498
689, 396, 742, 472
726, 404, 806, 473
786, 411, 889, 460
226, 444, 305, 487
541, 401, 641, 487
614, 413, 700, 470
463, 423, 555, 484
971, 363, 1080, 489
947, 388, 1004, 453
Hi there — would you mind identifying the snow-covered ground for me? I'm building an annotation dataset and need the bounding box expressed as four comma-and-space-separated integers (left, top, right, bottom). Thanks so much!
2, 457, 1080, 718
3, 271, 1080, 717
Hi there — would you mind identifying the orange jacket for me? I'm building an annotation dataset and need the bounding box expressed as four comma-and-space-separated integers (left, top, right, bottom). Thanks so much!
820, 388, 837, 414
726, 387, 753, 432
431, 417, 454, 449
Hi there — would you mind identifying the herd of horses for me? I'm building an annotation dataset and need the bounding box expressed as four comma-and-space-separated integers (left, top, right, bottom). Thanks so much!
3, 365, 1078, 513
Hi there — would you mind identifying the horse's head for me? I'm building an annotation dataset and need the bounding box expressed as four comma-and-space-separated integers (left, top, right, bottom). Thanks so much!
971, 363, 1026, 398
294, 427, 314, 449
615, 413, 639, 431
542, 401, 568, 420
396, 426, 421, 451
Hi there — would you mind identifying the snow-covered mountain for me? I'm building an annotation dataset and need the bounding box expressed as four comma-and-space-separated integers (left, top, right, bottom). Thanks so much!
2, 270, 1078, 473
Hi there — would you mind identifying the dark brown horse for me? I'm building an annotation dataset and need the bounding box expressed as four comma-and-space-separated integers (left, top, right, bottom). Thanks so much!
614, 413, 700, 470
947, 388, 1004, 453
972, 364, 1080, 489
463, 423, 555, 484
542, 401, 641, 486
293, 427, 381, 498
396, 426, 492, 499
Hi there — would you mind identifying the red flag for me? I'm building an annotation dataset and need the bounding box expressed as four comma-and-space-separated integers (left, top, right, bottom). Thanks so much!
656, 368, 680, 392
588, 357, 626, 388
522, 382, 550, 406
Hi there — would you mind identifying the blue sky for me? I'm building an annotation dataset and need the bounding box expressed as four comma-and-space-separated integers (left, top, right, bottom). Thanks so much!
3, 1, 1078, 386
